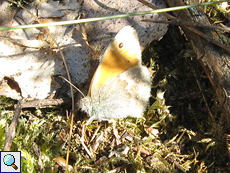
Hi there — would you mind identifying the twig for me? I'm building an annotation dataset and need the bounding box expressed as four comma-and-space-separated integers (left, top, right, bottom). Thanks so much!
4, 100, 22, 151
138, 0, 177, 20
142, 19, 230, 33
190, 60, 216, 131
14, 98, 70, 109
185, 25, 230, 53
143, 19, 230, 53
59, 76, 85, 98
138, 0, 230, 53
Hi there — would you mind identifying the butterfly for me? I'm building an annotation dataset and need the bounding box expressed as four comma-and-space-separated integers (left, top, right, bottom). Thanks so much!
79, 26, 151, 123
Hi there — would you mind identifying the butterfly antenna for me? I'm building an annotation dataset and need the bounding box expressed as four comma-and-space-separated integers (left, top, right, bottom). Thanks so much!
59, 76, 86, 98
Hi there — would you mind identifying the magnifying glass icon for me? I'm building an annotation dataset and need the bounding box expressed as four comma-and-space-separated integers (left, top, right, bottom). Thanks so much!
3, 154, 18, 170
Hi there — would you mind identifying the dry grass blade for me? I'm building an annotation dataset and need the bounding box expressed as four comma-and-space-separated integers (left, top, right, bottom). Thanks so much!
4, 100, 22, 151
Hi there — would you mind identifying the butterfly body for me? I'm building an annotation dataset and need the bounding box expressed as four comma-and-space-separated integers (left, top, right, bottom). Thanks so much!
79, 26, 151, 122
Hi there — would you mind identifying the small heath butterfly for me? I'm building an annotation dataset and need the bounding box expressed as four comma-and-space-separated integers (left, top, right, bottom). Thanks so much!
79, 26, 151, 123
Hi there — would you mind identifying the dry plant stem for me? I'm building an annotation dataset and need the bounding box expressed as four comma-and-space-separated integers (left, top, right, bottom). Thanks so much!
185, 26, 230, 53
80, 117, 100, 158
4, 100, 22, 151
0, 36, 48, 48
8, 0, 75, 170
112, 121, 121, 145
14, 98, 70, 109
92, 132, 104, 152
138, 0, 177, 20
190, 61, 217, 131
90, 125, 101, 143
59, 76, 85, 97
80, 124, 94, 159
139, 0, 230, 53
163, 134, 187, 172
166, 155, 186, 173
65, 111, 74, 171
142, 19, 230, 33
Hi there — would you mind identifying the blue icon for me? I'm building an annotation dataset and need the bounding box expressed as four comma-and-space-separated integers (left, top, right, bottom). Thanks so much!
3, 154, 18, 170
0, 151, 21, 172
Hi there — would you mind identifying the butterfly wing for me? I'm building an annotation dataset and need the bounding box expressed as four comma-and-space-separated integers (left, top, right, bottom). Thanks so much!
89, 64, 151, 121
88, 26, 141, 97
79, 26, 151, 122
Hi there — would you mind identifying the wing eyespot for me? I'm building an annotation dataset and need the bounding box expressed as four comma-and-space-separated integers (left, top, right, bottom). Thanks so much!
118, 42, 124, 49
